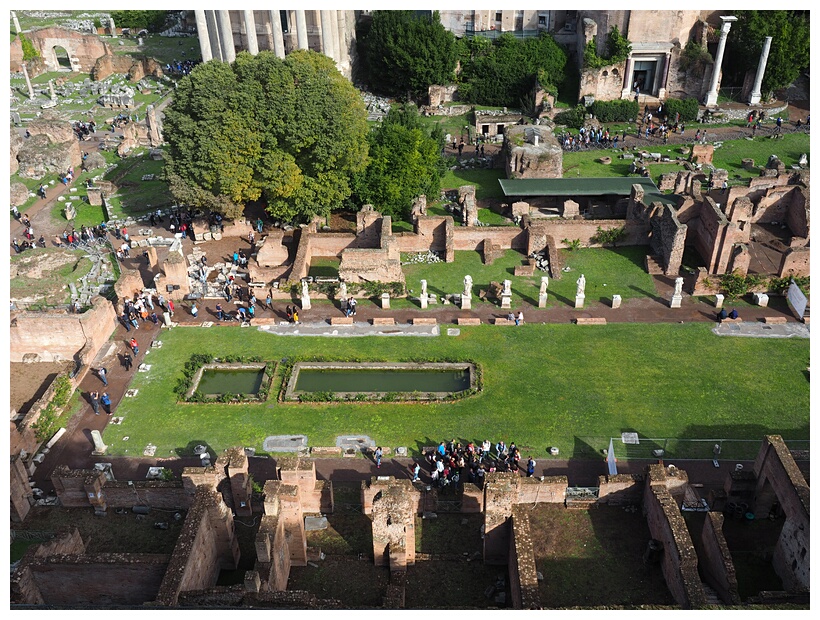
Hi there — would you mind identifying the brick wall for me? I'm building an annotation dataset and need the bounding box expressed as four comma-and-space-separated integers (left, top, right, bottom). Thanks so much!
597, 473, 645, 505
643, 464, 706, 608
697, 512, 741, 604
508, 506, 541, 609
10, 296, 116, 363
785, 187, 809, 238
51, 466, 190, 509
517, 476, 567, 504
155, 487, 240, 606
10, 454, 33, 522
483, 472, 519, 565
778, 247, 810, 277
649, 204, 687, 275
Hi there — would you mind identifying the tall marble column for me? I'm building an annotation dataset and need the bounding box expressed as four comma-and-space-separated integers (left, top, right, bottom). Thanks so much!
11, 11, 22, 34
206, 11, 223, 62
217, 10, 236, 63
194, 10, 212, 62
243, 10, 259, 55
658, 53, 671, 100
320, 10, 335, 60
704, 16, 737, 107
621, 57, 633, 98
295, 10, 309, 50
269, 10, 286, 58
748, 36, 773, 105
330, 11, 342, 65
336, 10, 348, 62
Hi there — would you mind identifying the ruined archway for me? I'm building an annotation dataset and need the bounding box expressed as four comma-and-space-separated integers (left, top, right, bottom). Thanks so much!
52, 45, 72, 70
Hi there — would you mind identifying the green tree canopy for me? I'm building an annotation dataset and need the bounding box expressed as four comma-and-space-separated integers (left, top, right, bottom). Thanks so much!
352, 105, 446, 221
108, 11, 169, 32
724, 11, 810, 94
163, 50, 369, 223
456, 32, 568, 108
358, 10, 457, 99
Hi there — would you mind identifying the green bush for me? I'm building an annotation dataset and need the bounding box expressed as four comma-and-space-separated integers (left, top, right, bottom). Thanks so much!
553, 105, 587, 129
589, 99, 639, 123
592, 225, 627, 246
19, 34, 39, 61
662, 97, 700, 122
678, 40, 712, 76
32, 374, 73, 441
583, 26, 631, 69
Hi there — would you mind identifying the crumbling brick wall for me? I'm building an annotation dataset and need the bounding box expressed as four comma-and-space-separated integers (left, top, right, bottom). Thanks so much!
51, 465, 189, 509
483, 472, 520, 565
11, 26, 111, 75
92, 53, 163, 82
10, 296, 116, 363
10, 454, 33, 522
643, 464, 706, 608
262, 481, 307, 567
752, 436, 810, 591
697, 512, 741, 604
254, 513, 290, 592
778, 246, 810, 277
371, 480, 416, 569
516, 476, 567, 504
508, 505, 541, 609
597, 473, 645, 505
649, 204, 687, 275
155, 486, 240, 606
277, 457, 332, 514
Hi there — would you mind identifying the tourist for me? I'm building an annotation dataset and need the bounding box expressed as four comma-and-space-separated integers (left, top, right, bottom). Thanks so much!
168, 300, 175, 317
101, 392, 111, 415
216, 303, 224, 321
90, 391, 100, 415
286, 305, 293, 322
265, 292, 272, 310
411, 462, 420, 482
123, 353, 133, 371
233, 250, 239, 266
728, 308, 739, 320
256, 218, 263, 233
341, 297, 348, 316
717, 308, 728, 321
515, 311, 524, 326
349, 297, 357, 316
130, 337, 139, 355
247, 304, 255, 320
190, 303, 198, 318
507, 312, 515, 323
496, 440, 507, 459
374, 446, 383, 469
292, 308, 299, 324
98, 367, 108, 386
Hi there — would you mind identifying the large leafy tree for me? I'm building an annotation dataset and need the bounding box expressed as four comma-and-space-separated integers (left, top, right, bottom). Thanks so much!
358, 10, 457, 99
352, 105, 446, 221
724, 11, 810, 94
456, 32, 568, 108
163, 50, 369, 222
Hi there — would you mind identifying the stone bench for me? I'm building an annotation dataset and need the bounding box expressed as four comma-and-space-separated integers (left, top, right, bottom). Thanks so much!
513, 264, 535, 276
763, 316, 787, 324
457, 317, 481, 325
412, 318, 437, 325
719, 317, 742, 324
575, 317, 607, 325
329, 316, 354, 325
310, 446, 343, 456
494, 318, 513, 325
372, 317, 395, 325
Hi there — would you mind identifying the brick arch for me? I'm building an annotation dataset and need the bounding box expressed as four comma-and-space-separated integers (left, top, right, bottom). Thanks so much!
26, 26, 111, 74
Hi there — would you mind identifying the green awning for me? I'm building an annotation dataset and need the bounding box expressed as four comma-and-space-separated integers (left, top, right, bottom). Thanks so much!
498, 177, 675, 205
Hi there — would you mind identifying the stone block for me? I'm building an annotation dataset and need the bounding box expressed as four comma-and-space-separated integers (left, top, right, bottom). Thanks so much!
380, 294, 390, 309
372, 317, 395, 325
752, 292, 769, 307
460, 294, 471, 310
330, 317, 353, 325
494, 318, 513, 325
412, 318, 436, 325
763, 316, 787, 324
457, 317, 481, 325
714, 294, 725, 309
670, 295, 682, 309
574, 317, 607, 325
611, 294, 621, 309
574, 295, 584, 309
514, 264, 535, 277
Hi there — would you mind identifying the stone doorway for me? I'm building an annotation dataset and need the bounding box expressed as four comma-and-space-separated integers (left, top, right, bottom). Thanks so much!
52, 45, 72, 70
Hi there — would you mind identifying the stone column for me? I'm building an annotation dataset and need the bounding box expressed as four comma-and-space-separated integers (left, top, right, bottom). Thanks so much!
270, 10, 286, 58
658, 53, 671, 100
194, 10, 212, 62
243, 10, 259, 55
295, 10, 309, 50
704, 16, 737, 107
621, 57, 633, 98
336, 10, 348, 69
109, 16, 116, 38
748, 36, 773, 105
206, 11, 223, 62
21, 63, 34, 99
12, 11, 21, 34
218, 10, 236, 63
330, 10, 342, 65
320, 10, 336, 61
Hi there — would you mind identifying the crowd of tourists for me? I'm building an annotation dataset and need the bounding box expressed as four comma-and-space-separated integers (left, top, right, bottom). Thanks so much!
420, 439, 537, 491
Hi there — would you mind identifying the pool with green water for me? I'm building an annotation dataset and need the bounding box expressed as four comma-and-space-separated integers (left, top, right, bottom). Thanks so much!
295, 368, 471, 393
198, 369, 265, 395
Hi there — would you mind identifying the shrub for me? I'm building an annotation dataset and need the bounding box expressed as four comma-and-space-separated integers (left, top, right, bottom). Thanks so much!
562, 238, 582, 251
589, 99, 639, 123
553, 105, 586, 129
662, 97, 699, 122
679, 40, 712, 76
719, 271, 749, 300
31, 374, 73, 441
592, 225, 627, 246
583, 26, 631, 69
19, 34, 39, 61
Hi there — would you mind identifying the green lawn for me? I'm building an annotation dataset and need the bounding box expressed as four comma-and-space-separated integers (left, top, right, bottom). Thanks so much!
440, 168, 506, 200
106, 322, 808, 462
402, 247, 655, 306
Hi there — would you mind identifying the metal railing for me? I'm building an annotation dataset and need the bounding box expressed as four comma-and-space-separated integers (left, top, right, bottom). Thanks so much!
464, 28, 544, 40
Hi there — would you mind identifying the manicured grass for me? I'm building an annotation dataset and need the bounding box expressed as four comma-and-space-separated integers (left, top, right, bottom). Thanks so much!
308, 257, 340, 278
440, 168, 506, 200
401, 247, 656, 307
106, 322, 809, 461
711, 132, 809, 182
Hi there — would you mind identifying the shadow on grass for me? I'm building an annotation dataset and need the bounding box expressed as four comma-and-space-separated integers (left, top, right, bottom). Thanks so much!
175, 439, 215, 459
628, 284, 664, 303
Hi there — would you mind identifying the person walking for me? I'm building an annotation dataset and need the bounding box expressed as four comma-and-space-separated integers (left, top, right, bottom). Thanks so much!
526, 457, 536, 477
374, 446, 383, 469
98, 367, 108, 386
292, 308, 299, 324
412, 462, 421, 482
90, 390, 100, 415
190, 303, 198, 318
101, 392, 112, 415
286, 305, 293, 322
123, 353, 133, 371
